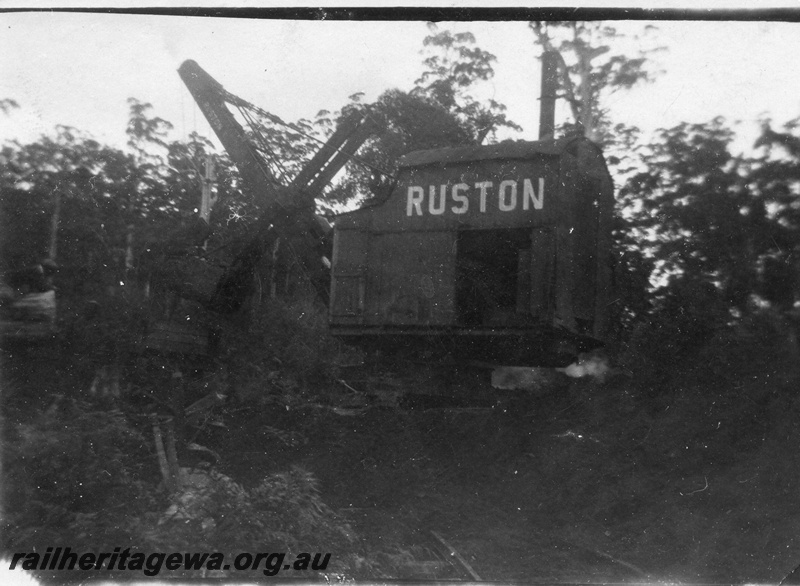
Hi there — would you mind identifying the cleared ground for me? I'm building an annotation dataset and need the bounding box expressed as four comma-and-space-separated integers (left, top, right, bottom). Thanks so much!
208, 348, 800, 583
3, 320, 800, 583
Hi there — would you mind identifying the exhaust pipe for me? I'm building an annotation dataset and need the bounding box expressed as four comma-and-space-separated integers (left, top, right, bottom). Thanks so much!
539, 51, 558, 140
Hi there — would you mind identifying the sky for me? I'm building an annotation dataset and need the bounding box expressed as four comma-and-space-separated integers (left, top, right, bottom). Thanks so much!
1, 11, 800, 158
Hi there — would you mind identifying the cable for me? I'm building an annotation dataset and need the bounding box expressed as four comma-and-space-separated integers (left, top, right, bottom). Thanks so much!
237, 105, 290, 184
224, 104, 286, 206
221, 89, 395, 181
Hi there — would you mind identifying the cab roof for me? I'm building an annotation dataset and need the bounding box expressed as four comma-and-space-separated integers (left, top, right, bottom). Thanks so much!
397, 135, 597, 169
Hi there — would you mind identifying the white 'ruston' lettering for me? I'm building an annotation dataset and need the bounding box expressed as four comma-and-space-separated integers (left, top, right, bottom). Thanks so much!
522, 178, 544, 210
407, 186, 424, 216
451, 183, 469, 214
499, 180, 517, 212
407, 178, 543, 216
475, 181, 492, 213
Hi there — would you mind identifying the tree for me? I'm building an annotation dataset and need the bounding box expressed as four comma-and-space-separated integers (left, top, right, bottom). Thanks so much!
525, 22, 665, 343
413, 26, 521, 143
322, 89, 475, 209
746, 117, 800, 310
316, 27, 520, 210
529, 21, 663, 145
622, 116, 800, 326
0, 99, 232, 301
0, 98, 19, 116
0, 185, 51, 271
1, 125, 126, 276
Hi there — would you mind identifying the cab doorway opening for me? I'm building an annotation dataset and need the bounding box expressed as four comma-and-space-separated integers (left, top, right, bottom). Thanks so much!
455, 228, 531, 327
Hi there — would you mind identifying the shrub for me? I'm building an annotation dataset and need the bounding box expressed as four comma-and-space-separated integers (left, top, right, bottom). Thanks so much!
223, 297, 358, 403
2, 398, 156, 552
147, 465, 361, 576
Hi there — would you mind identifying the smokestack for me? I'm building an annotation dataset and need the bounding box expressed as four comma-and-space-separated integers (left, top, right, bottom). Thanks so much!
539, 51, 558, 141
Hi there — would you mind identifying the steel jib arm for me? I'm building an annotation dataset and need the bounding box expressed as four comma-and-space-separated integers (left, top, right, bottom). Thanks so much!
177, 59, 378, 310
178, 59, 288, 209
289, 114, 363, 195
178, 59, 376, 217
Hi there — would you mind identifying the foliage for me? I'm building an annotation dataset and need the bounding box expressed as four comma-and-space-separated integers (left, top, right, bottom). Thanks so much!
324, 89, 474, 208
1, 119, 170, 272
2, 398, 156, 552
414, 26, 521, 143
0, 186, 51, 270
529, 21, 663, 145
222, 297, 354, 402
317, 26, 521, 209
622, 117, 799, 316
0, 98, 19, 116
126, 98, 173, 164
615, 115, 800, 371
1, 126, 131, 286
606, 213, 657, 346
749, 117, 800, 308
149, 466, 357, 561
2, 394, 361, 577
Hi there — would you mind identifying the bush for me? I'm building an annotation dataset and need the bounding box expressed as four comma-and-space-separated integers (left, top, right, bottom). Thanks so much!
222, 297, 358, 403
2, 398, 156, 552
152, 466, 356, 555
2, 394, 366, 579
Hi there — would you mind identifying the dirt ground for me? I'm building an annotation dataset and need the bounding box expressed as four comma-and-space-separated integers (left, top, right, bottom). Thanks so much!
4, 330, 800, 584
196, 354, 800, 584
